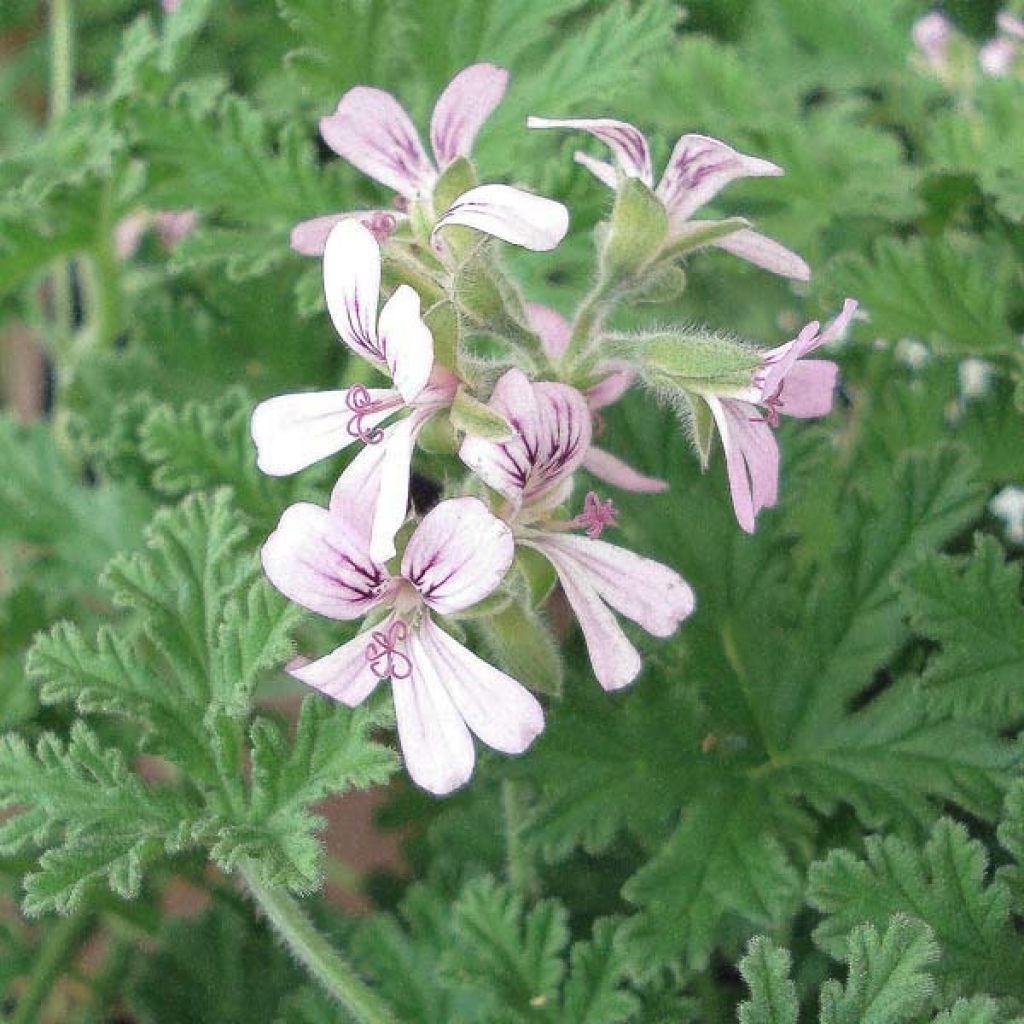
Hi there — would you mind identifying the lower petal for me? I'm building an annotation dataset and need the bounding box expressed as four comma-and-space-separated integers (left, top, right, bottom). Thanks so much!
777, 360, 838, 419
395, 627, 476, 795
584, 448, 668, 494
419, 618, 543, 754
713, 228, 810, 282
290, 632, 381, 707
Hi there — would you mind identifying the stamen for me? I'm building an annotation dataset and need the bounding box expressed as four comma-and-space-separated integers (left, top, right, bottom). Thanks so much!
761, 383, 785, 428
345, 384, 386, 444
574, 491, 618, 540
365, 619, 412, 680
364, 211, 397, 243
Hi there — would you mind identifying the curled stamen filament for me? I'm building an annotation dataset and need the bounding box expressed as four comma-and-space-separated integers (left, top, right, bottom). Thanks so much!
366, 619, 412, 679
346, 384, 389, 444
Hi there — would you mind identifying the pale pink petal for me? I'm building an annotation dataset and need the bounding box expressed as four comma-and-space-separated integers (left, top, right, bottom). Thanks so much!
998, 11, 1024, 41
573, 151, 619, 189
656, 134, 783, 222
324, 220, 386, 368
290, 631, 381, 707
527, 116, 653, 185
395, 628, 475, 795
459, 370, 592, 508
707, 397, 779, 534
433, 184, 569, 251
290, 210, 404, 257
418, 617, 543, 753
261, 502, 394, 620
585, 370, 633, 409
980, 36, 1018, 75
162, 0, 181, 11
583, 447, 668, 493
402, 497, 514, 614
525, 540, 641, 691
114, 213, 148, 259
320, 87, 435, 200
251, 389, 399, 476
712, 228, 810, 281
913, 12, 952, 67
530, 533, 694, 637
377, 285, 434, 403
525, 302, 571, 361
430, 63, 509, 167
775, 360, 838, 419
154, 210, 199, 248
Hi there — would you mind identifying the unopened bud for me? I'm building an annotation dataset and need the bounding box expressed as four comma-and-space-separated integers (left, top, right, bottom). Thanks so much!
601, 177, 668, 286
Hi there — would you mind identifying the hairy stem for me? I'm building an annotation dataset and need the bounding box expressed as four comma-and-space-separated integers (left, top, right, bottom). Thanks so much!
239, 864, 396, 1024
11, 910, 94, 1024
47, 0, 75, 361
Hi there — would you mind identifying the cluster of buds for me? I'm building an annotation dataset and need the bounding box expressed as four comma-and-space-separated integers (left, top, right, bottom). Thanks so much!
252, 65, 854, 794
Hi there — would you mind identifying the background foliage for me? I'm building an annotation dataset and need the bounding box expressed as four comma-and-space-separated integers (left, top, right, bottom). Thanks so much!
0, 0, 1021, 1021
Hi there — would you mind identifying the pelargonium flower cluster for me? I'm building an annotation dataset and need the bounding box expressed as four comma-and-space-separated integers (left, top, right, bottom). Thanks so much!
252, 64, 855, 794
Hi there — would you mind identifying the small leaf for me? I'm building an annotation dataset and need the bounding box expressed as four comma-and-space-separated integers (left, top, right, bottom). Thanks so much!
451, 386, 517, 441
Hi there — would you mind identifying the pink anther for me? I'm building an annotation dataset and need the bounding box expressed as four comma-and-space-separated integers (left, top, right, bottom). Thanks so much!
574, 491, 619, 540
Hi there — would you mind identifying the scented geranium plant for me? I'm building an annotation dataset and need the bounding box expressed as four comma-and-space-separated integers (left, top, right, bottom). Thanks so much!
1, 2, 1023, 1023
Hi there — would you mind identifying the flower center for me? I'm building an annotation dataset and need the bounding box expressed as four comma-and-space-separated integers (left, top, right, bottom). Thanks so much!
365, 619, 412, 680
345, 385, 397, 444
573, 491, 618, 540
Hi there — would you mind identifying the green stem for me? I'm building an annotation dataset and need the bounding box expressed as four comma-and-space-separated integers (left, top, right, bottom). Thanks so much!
48, 0, 75, 362
239, 864, 396, 1024
502, 780, 538, 896
83, 182, 122, 351
11, 910, 94, 1024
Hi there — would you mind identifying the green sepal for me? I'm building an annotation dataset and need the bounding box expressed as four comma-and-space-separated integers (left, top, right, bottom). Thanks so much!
415, 414, 458, 456
424, 299, 459, 370
476, 602, 564, 698
690, 393, 716, 470
433, 157, 477, 219
623, 330, 762, 394
450, 387, 517, 441
601, 177, 669, 286
452, 245, 531, 345
661, 216, 749, 261
516, 546, 559, 606
382, 245, 446, 306
630, 263, 688, 304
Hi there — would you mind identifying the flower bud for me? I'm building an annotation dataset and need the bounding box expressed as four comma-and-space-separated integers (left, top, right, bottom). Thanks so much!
617, 329, 762, 395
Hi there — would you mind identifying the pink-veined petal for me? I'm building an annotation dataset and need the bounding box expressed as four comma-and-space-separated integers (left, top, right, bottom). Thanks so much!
774, 360, 838, 419
459, 369, 592, 508
289, 631, 381, 707
418, 617, 543, 753
707, 397, 779, 534
320, 87, 435, 200
395, 627, 475, 795
261, 502, 394, 620
525, 540, 641, 691
323, 220, 385, 367
251, 388, 400, 476
433, 185, 569, 251
525, 302, 571, 361
291, 210, 403, 257
530, 533, 694, 637
712, 228, 810, 281
402, 497, 514, 614
430, 63, 509, 167
377, 285, 434, 403
656, 134, 783, 222
573, 151, 618, 189
759, 298, 856, 398
583, 447, 668, 493
527, 116, 653, 185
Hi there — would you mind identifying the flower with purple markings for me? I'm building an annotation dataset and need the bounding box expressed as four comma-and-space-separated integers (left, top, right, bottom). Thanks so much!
701, 299, 857, 533
262, 495, 544, 796
292, 64, 568, 257
461, 369, 695, 691
252, 219, 456, 561
527, 116, 809, 281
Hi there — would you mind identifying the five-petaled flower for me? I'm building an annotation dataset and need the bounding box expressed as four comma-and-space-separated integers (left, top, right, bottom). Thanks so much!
251, 220, 456, 561
262, 495, 544, 796
292, 64, 568, 257
702, 299, 857, 533
527, 116, 809, 281
461, 369, 695, 691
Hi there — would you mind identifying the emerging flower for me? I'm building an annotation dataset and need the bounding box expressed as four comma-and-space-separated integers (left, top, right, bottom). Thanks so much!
262, 496, 544, 795
526, 303, 667, 493
703, 299, 857, 533
292, 64, 568, 257
527, 116, 809, 281
461, 369, 695, 691
251, 220, 456, 561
